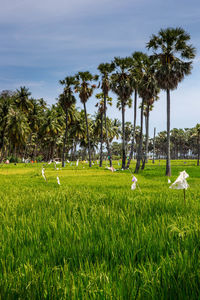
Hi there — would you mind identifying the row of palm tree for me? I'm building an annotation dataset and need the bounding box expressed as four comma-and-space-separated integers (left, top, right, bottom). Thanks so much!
58, 27, 195, 175
0, 27, 197, 175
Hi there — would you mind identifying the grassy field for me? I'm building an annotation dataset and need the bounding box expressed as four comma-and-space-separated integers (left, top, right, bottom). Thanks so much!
0, 160, 200, 299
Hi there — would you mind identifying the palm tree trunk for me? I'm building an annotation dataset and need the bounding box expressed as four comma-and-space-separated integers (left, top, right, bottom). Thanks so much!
126, 89, 137, 168
122, 101, 126, 169
166, 89, 171, 176
62, 109, 68, 167
51, 142, 56, 160
104, 94, 112, 167
0, 137, 6, 162
83, 102, 92, 167
99, 111, 103, 167
152, 127, 156, 163
197, 132, 200, 166
135, 98, 144, 173
142, 103, 150, 170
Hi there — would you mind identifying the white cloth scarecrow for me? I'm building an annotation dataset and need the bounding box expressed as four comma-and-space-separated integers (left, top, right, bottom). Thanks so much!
170, 170, 189, 190
131, 175, 137, 190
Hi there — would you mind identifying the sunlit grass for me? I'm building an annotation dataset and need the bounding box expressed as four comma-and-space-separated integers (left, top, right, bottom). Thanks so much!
0, 160, 200, 299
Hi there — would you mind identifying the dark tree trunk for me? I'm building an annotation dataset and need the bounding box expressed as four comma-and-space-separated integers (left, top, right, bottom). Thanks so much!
166, 89, 171, 176
135, 98, 144, 173
142, 103, 150, 170
197, 132, 200, 166
0, 138, 6, 162
51, 142, 56, 160
126, 89, 137, 168
62, 108, 68, 167
104, 93, 112, 167
83, 102, 92, 167
99, 111, 103, 167
152, 127, 156, 163
121, 101, 126, 169
34, 144, 37, 161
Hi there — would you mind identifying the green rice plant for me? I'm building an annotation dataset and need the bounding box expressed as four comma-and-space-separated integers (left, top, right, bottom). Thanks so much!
0, 160, 200, 299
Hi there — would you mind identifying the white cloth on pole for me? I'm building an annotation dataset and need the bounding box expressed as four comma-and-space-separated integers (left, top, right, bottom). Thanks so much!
131, 176, 137, 190
42, 168, 46, 181
57, 176, 60, 185
170, 170, 189, 190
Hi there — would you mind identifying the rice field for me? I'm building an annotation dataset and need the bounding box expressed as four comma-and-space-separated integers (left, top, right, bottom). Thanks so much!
0, 160, 200, 299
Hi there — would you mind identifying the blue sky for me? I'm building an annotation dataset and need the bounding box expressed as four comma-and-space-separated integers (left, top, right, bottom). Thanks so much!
1, 0, 200, 136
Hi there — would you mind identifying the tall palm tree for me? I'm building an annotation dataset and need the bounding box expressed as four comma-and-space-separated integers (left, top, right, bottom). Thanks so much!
141, 102, 154, 169
74, 71, 98, 167
147, 27, 195, 176
127, 51, 147, 169
134, 97, 144, 173
59, 76, 76, 167
139, 56, 160, 170
95, 92, 112, 167
110, 57, 134, 169
98, 63, 115, 167
134, 54, 159, 173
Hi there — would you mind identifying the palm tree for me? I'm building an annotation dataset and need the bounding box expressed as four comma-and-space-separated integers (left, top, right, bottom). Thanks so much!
98, 63, 115, 167
41, 105, 62, 160
127, 52, 147, 169
134, 54, 159, 173
28, 98, 42, 159
15, 87, 33, 114
141, 102, 154, 169
147, 27, 196, 176
74, 71, 98, 167
110, 57, 134, 169
0, 92, 14, 161
59, 76, 76, 167
124, 122, 133, 154
6, 108, 31, 157
139, 56, 160, 170
95, 93, 112, 167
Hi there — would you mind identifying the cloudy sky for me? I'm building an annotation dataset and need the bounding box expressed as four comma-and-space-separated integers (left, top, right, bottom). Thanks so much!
1, 0, 200, 136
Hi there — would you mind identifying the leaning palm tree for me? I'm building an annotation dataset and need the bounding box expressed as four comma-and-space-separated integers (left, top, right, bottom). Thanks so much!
110, 57, 134, 169
147, 27, 196, 176
59, 76, 76, 167
98, 63, 115, 167
74, 71, 98, 167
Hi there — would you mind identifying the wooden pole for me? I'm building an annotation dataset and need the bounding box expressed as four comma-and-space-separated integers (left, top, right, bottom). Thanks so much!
183, 189, 186, 204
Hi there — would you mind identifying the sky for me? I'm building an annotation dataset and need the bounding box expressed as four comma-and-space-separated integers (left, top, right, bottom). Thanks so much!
0, 0, 200, 137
